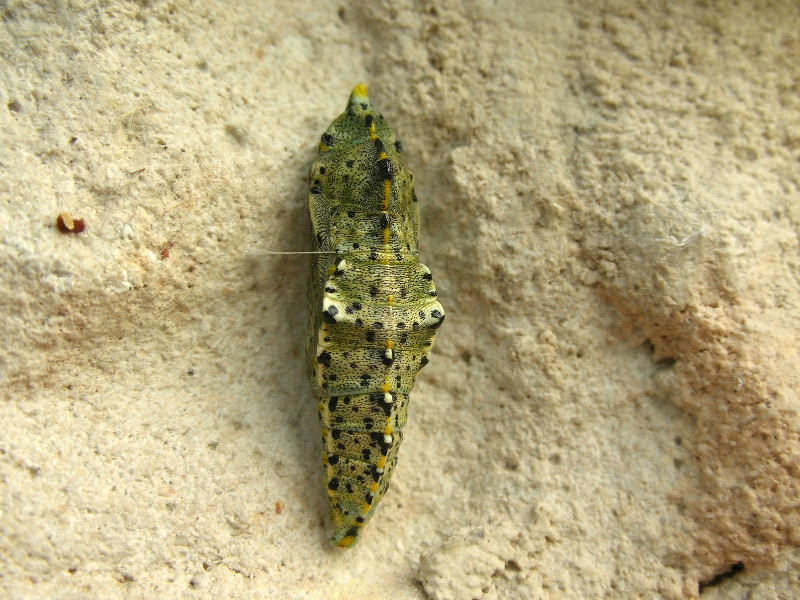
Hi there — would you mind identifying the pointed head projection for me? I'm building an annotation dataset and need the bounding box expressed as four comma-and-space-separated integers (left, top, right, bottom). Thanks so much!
317, 83, 399, 154
348, 83, 373, 114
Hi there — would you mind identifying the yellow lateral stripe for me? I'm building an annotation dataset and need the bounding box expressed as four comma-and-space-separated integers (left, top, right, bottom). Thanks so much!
370, 122, 378, 139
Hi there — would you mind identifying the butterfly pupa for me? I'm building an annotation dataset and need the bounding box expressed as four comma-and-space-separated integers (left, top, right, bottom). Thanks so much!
306, 84, 445, 547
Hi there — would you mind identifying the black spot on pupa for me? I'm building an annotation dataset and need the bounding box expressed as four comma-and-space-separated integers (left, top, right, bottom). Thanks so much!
365, 115, 374, 128
420, 356, 429, 367
321, 133, 335, 147
352, 302, 362, 310
379, 213, 390, 228
370, 286, 378, 298
355, 318, 364, 327
328, 454, 339, 465
345, 526, 360, 539
325, 286, 336, 293
395, 139, 404, 152
377, 157, 393, 180
418, 310, 426, 318
317, 351, 332, 366
334, 259, 346, 276
366, 331, 376, 342
322, 305, 339, 324
346, 159, 354, 168
369, 250, 379, 260
328, 477, 340, 491
310, 185, 322, 194
364, 418, 374, 429
328, 397, 339, 411
396, 322, 406, 329
319, 166, 327, 174
371, 432, 391, 455
373, 322, 384, 329
355, 516, 366, 523
353, 242, 360, 249
422, 271, 432, 280
373, 138, 385, 154
429, 290, 438, 296
348, 210, 356, 217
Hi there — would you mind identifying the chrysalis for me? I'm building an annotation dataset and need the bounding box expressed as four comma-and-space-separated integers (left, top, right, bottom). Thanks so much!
307, 84, 445, 547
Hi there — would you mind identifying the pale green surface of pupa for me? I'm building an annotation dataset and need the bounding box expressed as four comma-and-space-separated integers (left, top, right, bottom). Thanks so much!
307, 85, 445, 547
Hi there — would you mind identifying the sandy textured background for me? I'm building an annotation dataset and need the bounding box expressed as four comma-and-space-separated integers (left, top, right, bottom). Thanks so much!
2, 1, 799, 598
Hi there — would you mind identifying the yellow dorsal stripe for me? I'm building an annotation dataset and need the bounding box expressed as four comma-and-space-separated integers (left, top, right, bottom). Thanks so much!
370, 122, 378, 139
383, 180, 392, 210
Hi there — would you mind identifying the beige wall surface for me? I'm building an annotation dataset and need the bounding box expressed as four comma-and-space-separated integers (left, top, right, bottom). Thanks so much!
1, 1, 799, 598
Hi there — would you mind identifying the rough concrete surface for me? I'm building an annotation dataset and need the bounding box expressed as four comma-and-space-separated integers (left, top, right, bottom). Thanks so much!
2, 1, 799, 598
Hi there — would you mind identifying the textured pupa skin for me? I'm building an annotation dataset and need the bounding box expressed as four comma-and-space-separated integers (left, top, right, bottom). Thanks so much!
307, 85, 444, 547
